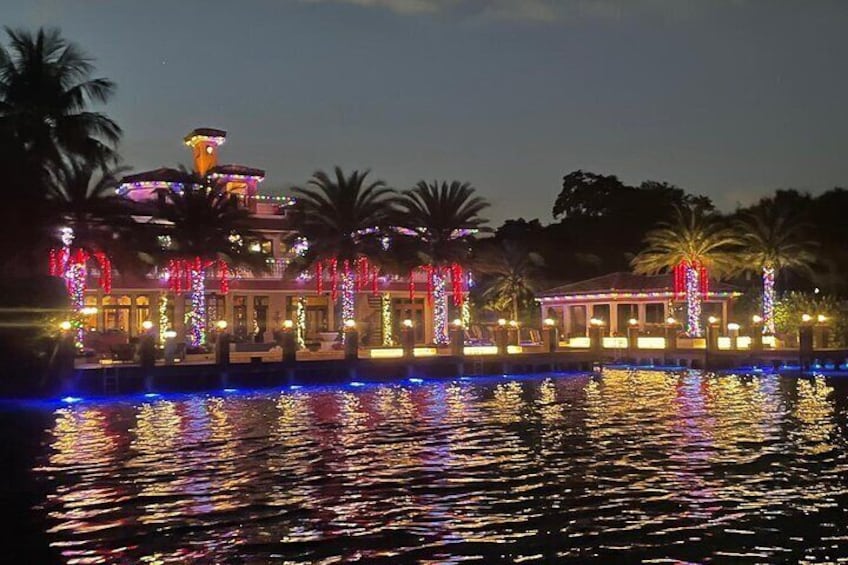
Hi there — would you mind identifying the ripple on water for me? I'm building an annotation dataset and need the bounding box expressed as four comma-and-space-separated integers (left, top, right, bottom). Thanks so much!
28, 370, 848, 563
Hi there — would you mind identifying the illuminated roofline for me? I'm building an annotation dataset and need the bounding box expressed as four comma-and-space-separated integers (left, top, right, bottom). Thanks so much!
538, 291, 741, 302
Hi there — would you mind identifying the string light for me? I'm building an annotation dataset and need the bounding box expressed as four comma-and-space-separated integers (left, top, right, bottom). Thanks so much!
381, 293, 393, 346
159, 295, 169, 345
762, 264, 775, 335
432, 270, 448, 345
185, 257, 207, 347
340, 268, 355, 341
296, 296, 306, 349
461, 299, 471, 329
684, 263, 702, 337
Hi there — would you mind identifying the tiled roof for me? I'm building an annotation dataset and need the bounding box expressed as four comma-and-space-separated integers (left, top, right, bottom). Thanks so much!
208, 164, 266, 178
184, 127, 227, 142
120, 168, 193, 185
538, 272, 738, 297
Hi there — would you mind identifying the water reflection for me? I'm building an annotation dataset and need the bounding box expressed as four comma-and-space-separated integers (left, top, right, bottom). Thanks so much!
33, 371, 848, 563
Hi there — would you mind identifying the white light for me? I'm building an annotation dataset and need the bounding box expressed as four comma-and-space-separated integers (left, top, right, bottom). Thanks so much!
283, 320, 294, 329
727, 322, 740, 331
628, 318, 638, 326
817, 314, 827, 323
163, 330, 177, 339
141, 320, 154, 331
344, 319, 356, 329
543, 318, 556, 327
80, 307, 98, 316
402, 319, 413, 328
497, 318, 507, 326
59, 320, 72, 331
508, 320, 519, 328
589, 318, 604, 326
666, 316, 677, 325
801, 313, 812, 323
752, 314, 762, 324
708, 316, 718, 325
452, 318, 463, 328
216, 320, 228, 330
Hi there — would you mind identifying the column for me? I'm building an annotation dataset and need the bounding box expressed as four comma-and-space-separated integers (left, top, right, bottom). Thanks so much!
721, 301, 728, 326
608, 302, 616, 337
637, 303, 646, 327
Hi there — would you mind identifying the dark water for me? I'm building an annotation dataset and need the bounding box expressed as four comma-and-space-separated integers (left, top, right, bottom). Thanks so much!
5, 370, 848, 563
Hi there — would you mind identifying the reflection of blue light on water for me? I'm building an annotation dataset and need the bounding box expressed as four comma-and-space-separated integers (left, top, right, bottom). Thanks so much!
143, 393, 160, 398
408, 378, 423, 384
349, 382, 365, 387
61, 396, 82, 404
223, 388, 238, 393
289, 385, 302, 390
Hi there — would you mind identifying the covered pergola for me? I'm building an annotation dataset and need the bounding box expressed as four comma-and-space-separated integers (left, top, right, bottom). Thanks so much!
538, 272, 740, 337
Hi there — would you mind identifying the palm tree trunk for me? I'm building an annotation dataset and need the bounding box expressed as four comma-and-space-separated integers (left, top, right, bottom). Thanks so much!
762, 265, 776, 335
432, 270, 448, 345
185, 260, 207, 347
685, 263, 702, 337
65, 251, 87, 347
511, 295, 518, 322
340, 268, 355, 327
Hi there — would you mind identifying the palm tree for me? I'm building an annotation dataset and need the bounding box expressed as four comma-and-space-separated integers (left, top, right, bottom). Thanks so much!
0, 27, 120, 273
475, 239, 543, 322
0, 27, 120, 166
155, 179, 264, 347
736, 203, 816, 334
44, 159, 137, 343
632, 205, 739, 337
395, 181, 489, 344
285, 167, 395, 328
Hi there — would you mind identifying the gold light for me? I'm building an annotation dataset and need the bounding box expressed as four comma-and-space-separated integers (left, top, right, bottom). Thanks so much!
801, 313, 812, 323
752, 314, 762, 324
589, 318, 604, 326
59, 320, 72, 331
708, 316, 718, 325
497, 318, 507, 327
452, 318, 463, 328
216, 320, 228, 330
727, 322, 740, 331
628, 318, 638, 326
817, 314, 827, 323
282, 320, 294, 330
141, 320, 154, 331
543, 318, 556, 327
344, 319, 356, 329
666, 316, 677, 325
402, 319, 414, 328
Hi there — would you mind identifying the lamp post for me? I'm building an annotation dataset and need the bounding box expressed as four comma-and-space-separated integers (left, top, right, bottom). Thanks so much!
450, 319, 464, 357
799, 313, 814, 370
343, 319, 358, 361
401, 318, 415, 359
706, 316, 720, 352
750, 315, 763, 352
280, 319, 297, 363
814, 314, 829, 350
589, 318, 604, 356
214, 320, 230, 366
495, 318, 508, 355
664, 316, 678, 353
542, 318, 559, 353
626, 318, 639, 359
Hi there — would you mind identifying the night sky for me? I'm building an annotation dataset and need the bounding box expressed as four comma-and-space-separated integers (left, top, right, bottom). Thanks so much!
3, 1, 847, 223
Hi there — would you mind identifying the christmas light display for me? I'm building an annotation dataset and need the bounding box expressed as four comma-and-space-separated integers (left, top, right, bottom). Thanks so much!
461, 299, 471, 329
684, 263, 702, 337
159, 295, 169, 345
296, 297, 306, 349
381, 293, 393, 346
432, 270, 448, 345
185, 258, 207, 347
340, 267, 355, 341
762, 265, 775, 334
